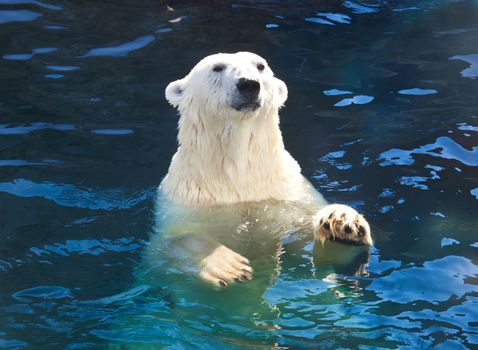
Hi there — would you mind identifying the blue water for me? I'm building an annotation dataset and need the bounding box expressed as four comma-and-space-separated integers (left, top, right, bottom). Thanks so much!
1, 0, 477, 349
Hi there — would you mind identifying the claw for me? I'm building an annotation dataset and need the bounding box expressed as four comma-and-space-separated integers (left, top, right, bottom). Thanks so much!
218, 280, 227, 287
241, 273, 251, 281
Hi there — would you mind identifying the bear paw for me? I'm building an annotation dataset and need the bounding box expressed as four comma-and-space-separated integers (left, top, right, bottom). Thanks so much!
199, 245, 253, 287
313, 204, 373, 246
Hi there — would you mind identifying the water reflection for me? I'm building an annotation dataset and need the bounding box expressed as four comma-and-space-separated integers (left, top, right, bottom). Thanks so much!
46, 65, 79, 72
0, 179, 154, 210
450, 53, 478, 78
368, 255, 477, 304
81, 35, 155, 58
471, 188, 478, 200
91, 129, 134, 135
0, 0, 62, 11
3, 47, 57, 61
30, 237, 144, 257
305, 17, 336, 26
343, 1, 378, 14
323, 89, 352, 96
0, 159, 59, 167
0, 9, 41, 24
379, 135, 478, 167
317, 13, 352, 24
334, 95, 374, 107
0, 122, 74, 134
398, 88, 438, 95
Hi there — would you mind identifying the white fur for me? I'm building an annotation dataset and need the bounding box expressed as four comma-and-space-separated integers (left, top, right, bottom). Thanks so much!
161, 52, 316, 206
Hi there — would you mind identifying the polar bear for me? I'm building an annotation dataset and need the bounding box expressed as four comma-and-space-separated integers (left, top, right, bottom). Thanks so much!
148, 51, 372, 288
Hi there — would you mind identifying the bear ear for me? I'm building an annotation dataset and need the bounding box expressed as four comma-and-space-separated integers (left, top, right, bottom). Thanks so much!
165, 78, 187, 108
275, 77, 288, 106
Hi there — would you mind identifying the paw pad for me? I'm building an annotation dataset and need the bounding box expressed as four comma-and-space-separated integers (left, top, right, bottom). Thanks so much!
313, 204, 373, 246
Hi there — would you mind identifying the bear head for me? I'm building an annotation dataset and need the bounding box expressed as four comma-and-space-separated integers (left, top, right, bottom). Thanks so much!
165, 51, 288, 119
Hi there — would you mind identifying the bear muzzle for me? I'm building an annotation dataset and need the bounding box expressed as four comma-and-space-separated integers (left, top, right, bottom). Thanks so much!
232, 78, 261, 112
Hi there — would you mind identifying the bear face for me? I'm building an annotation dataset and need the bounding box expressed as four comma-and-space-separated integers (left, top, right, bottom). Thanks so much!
165, 52, 288, 120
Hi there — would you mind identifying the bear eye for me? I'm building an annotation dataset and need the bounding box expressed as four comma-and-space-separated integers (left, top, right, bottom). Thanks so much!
212, 64, 226, 72
257, 63, 265, 71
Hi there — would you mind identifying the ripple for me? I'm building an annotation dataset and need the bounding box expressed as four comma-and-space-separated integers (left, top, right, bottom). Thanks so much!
343, 1, 378, 14
335, 311, 421, 330
44, 73, 63, 79
378, 188, 395, 198
0, 0, 63, 11
379, 205, 394, 213
30, 237, 145, 257
43, 24, 64, 30
0, 9, 41, 25
398, 88, 438, 95
46, 65, 80, 72
0, 122, 74, 134
264, 279, 335, 305
3, 47, 57, 61
12, 286, 72, 302
91, 129, 134, 135
471, 188, 478, 200
450, 53, 478, 79
155, 27, 173, 33
367, 255, 478, 305
398, 295, 478, 344
317, 177, 361, 192
0, 338, 27, 348
0, 159, 59, 167
81, 34, 155, 58
305, 17, 334, 25
323, 89, 352, 96
441, 237, 459, 247
399, 176, 428, 190
316, 13, 351, 24
168, 16, 186, 23
0, 179, 155, 210
368, 254, 401, 275
82, 285, 150, 305
393, 6, 419, 12
334, 95, 374, 107
321, 150, 345, 159
319, 150, 352, 170
379, 136, 478, 167
457, 122, 478, 132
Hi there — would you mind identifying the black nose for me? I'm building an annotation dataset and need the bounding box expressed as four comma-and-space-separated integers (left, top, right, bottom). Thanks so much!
236, 78, 260, 96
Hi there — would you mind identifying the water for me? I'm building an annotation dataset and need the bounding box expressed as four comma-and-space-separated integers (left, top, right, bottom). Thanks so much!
1, 0, 477, 348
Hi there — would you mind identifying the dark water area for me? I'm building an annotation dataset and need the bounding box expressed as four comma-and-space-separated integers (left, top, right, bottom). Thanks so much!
1, 0, 477, 349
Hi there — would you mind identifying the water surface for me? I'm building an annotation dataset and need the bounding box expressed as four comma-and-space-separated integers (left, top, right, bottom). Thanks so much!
1, 0, 477, 349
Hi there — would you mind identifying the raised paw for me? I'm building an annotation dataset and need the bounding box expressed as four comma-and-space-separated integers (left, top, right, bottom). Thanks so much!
312, 204, 373, 246
198, 245, 253, 288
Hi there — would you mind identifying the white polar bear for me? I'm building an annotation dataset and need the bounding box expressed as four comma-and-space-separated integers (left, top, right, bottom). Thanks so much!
151, 51, 372, 288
